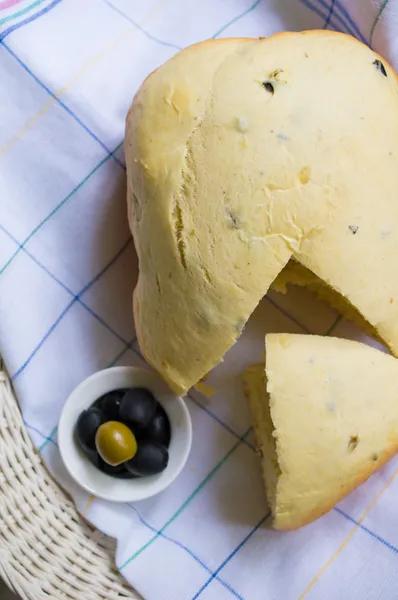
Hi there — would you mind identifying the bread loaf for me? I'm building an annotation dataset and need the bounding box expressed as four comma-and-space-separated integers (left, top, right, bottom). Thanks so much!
125, 31, 398, 395
244, 334, 398, 530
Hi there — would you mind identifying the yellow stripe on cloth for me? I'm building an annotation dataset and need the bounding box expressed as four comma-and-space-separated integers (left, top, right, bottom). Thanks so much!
82, 494, 95, 517
0, 0, 170, 157
299, 467, 398, 599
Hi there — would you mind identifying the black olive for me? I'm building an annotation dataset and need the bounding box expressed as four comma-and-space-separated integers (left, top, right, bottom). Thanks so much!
75, 407, 107, 453
95, 389, 126, 420
138, 404, 171, 447
373, 59, 387, 77
125, 441, 169, 476
85, 447, 136, 479
98, 457, 137, 479
119, 388, 157, 429
262, 81, 274, 94
82, 446, 98, 465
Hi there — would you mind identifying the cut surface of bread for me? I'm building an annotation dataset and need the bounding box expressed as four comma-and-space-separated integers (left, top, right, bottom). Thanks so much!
125, 31, 398, 394
244, 334, 398, 530
271, 259, 381, 341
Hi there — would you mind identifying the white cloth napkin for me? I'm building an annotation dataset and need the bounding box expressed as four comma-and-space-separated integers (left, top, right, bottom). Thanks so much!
1, 1, 398, 599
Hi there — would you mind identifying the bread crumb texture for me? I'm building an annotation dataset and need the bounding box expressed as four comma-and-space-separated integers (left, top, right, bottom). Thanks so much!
244, 334, 398, 530
125, 31, 398, 394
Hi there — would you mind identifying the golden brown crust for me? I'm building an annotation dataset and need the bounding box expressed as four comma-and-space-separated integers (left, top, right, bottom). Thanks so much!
244, 335, 398, 530
276, 443, 398, 530
126, 31, 398, 395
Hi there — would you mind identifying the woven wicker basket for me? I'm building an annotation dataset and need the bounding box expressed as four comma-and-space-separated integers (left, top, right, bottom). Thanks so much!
0, 371, 139, 600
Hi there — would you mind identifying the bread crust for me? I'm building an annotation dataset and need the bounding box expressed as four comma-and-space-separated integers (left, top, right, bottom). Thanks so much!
244, 335, 398, 530
126, 32, 398, 394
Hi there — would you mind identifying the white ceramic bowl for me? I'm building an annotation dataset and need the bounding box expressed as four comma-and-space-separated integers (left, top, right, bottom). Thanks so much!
58, 366, 192, 502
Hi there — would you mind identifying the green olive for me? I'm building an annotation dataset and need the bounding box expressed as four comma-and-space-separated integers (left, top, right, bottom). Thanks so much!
95, 421, 137, 466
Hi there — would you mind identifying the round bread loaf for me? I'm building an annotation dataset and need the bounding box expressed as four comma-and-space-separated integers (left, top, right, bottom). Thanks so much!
125, 31, 398, 395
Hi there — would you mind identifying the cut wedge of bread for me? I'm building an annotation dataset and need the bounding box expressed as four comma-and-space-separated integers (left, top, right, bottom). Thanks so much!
244, 334, 398, 530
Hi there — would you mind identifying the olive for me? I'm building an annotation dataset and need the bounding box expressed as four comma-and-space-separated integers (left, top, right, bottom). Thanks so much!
85, 447, 103, 467
75, 407, 107, 453
98, 458, 137, 479
85, 448, 136, 479
119, 388, 157, 429
125, 441, 169, 476
96, 389, 126, 420
138, 404, 171, 447
95, 421, 137, 466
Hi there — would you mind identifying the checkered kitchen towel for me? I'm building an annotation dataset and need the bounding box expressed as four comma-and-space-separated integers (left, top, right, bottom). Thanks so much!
1, 1, 398, 599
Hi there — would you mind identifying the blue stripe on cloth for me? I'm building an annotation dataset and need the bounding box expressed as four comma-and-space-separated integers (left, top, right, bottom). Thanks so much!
188, 393, 255, 451
295, 0, 336, 28
192, 512, 271, 599
295, 0, 367, 44
332, 0, 368, 43
23, 419, 58, 448
268, 297, 339, 338
101, 0, 183, 51
0, 222, 135, 354
120, 428, 253, 570
266, 295, 312, 334
369, 0, 390, 48
39, 424, 58, 451
0, 223, 93, 298
77, 290, 134, 343
12, 298, 75, 380
34, 312, 334, 456
325, 314, 342, 336
0, 40, 125, 170
323, 0, 336, 29
2, 212, 254, 461
130, 342, 255, 450
127, 504, 243, 600
0, 0, 63, 41
0, 141, 123, 275
334, 506, 398, 554
38, 336, 136, 453
111, 344, 256, 455
78, 240, 131, 297
213, 0, 368, 47
212, 0, 262, 38
106, 339, 136, 366
11, 236, 133, 380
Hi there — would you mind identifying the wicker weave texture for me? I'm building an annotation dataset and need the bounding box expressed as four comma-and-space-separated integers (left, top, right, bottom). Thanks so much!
0, 372, 139, 600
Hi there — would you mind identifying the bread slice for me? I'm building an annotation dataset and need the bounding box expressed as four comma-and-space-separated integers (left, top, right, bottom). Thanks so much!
244, 334, 398, 530
126, 31, 398, 395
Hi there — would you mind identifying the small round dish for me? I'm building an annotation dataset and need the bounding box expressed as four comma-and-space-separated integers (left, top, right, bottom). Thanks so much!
58, 366, 192, 502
